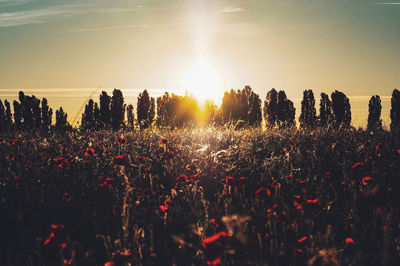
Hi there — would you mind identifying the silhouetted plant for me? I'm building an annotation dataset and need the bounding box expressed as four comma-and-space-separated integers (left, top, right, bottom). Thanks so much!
331, 90, 351, 128
319, 93, 333, 127
300, 90, 317, 128
41, 97, 52, 130
0, 100, 5, 132
4, 100, 13, 131
111, 89, 125, 130
32, 95, 41, 129
137, 89, 154, 129
94, 102, 100, 129
100, 91, 111, 128
203, 100, 218, 126
390, 89, 400, 131
367, 95, 382, 131
13, 100, 22, 130
55, 107, 68, 130
263, 89, 278, 128
246, 86, 262, 127
126, 104, 135, 129
276, 90, 295, 128
81, 99, 95, 129
220, 86, 261, 127
156, 92, 199, 128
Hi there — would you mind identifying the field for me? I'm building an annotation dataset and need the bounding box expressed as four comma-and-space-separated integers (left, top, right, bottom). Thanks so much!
1, 128, 400, 265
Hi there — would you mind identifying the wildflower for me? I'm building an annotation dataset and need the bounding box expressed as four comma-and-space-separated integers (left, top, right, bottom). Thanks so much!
120, 250, 132, 257
150, 253, 157, 259
352, 162, 364, 168
362, 176, 373, 186
293, 201, 302, 210
209, 218, 218, 228
238, 176, 247, 183
297, 236, 307, 243
225, 176, 235, 185
345, 237, 354, 244
160, 138, 167, 144
104, 262, 115, 266
202, 231, 231, 265
159, 205, 168, 212
113, 154, 127, 165
296, 248, 304, 254
306, 198, 319, 204
191, 173, 200, 180
176, 175, 188, 182
255, 187, 271, 197
397, 149, 400, 155
64, 193, 71, 202
61, 243, 67, 249
271, 181, 281, 189
137, 156, 146, 164
85, 148, 95, 157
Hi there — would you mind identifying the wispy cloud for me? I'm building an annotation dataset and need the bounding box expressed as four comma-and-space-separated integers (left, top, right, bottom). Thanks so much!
71, 24, 151, 32
0, 0, 33, 8
219, 6, 244, 13
374, 2, 400, 4
0, 3, 92, 27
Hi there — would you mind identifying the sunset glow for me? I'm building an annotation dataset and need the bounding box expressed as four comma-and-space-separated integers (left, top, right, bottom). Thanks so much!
181, 55, 223, 105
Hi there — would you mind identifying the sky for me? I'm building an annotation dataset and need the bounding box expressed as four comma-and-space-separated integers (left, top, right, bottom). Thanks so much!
0, 0, 399, 127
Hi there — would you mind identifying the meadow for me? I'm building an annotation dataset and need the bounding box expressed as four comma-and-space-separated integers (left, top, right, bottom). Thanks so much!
1, 128, 399, 265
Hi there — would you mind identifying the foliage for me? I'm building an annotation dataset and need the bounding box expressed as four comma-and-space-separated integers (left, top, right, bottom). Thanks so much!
390, 89, 400, 131
1, 128, 399, 265
367, 95, 382, 131
299, 90, 317, 128
331, 90, 351, 128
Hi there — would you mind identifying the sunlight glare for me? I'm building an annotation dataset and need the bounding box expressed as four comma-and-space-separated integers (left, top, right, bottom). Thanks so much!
182, 55, 223, 105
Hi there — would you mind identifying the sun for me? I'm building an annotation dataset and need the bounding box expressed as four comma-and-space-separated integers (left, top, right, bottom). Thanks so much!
181, 55, 223, 105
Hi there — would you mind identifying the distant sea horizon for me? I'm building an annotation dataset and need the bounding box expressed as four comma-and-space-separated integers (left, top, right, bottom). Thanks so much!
0, 88, 392, 128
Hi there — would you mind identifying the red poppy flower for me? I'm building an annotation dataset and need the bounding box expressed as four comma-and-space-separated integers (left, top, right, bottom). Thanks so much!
297, 236, 307, 243
159, 205, 168, 212
137, 156, 146, 164
299, 179, 307, 184
120, 251, 132, 257
207, 257, 222, 266
160, 138, 167, 144
85, 148, 95, 157
225, 176, 235, 185
362, 176, 373, 186
306, 199, 319, 204
150, 253, 157, 259
293, 201, 302, 210
209, 218, 218, 227
238, 176, 247, 182
145, 167, 151, 173
352, 162, 364, 168
397, 149, 400, 155
191, 173, 200, 180
104, 262, 115, 266
345, 237, 354, 244
176, 175, 188, 182
271, 181, 281, 189
114, 154, 127, 165
61, 243, 67, 249
255, 187, 271, 197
